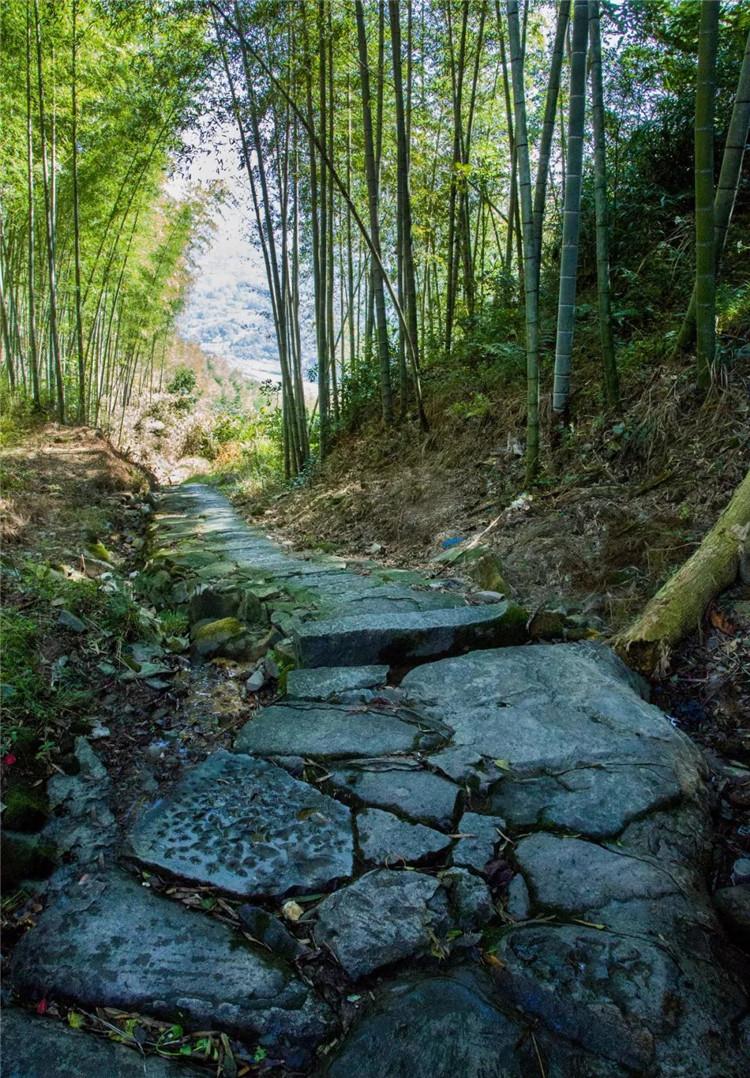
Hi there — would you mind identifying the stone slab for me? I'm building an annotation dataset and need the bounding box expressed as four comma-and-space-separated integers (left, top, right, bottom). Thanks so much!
329, 761, 461, 828
128, 750, 353, 897
489, 763, 682, 838
453, 812, 506, 872
286, 665, 389, 701
10, 872, 330, 1069
0, 1010, 203, 1078
234, 703, 434, 759
356, 808, 452, 865
294, 603, 528, 667
314, 868, 451, 979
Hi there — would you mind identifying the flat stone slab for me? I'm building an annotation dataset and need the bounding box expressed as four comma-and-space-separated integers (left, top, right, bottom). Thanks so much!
329, 760, 461, 828
234, 702, 441, 759
128, 750, 353, 897
514, 832, 681, 914
356, 808, 452, 865
314, 868, 451, 979
453, 812, 506, 872
402, 644, 704, 782
294, 602, 528, 667
490, 763, 682, 838
1, 1010, 203, 1078
286, 665, 389, 701
325, 970, 525, 1078
10, 872, 330, 1069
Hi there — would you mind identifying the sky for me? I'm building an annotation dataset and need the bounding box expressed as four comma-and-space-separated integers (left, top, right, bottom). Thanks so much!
170, 124, 287, 384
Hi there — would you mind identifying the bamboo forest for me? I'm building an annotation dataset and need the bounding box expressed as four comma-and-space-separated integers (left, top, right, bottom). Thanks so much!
1, 2, 750, 1076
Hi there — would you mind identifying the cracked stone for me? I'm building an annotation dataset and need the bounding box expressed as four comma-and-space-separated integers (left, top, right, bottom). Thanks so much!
356, 808, 452, 865
329, 761, 461, 828
314, 868, 452, 979
234, 703, 434, 759
453, 812, 506, 872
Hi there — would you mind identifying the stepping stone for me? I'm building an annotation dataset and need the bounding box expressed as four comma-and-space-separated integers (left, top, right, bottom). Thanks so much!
325, 970, 526, 1078
1, 1009, 203, 1078
313, 868, 451, 979
287, 665, 389, 701
514, 833, 680, 915
10, 872, 330, 1069
356, 808, 452, 865
329, 761, 461, 828
453, 812, 507, 872
128, 750, 353, 897
293, 603, 528, 667
489, 763, 682, 838
234, 703, 437, 759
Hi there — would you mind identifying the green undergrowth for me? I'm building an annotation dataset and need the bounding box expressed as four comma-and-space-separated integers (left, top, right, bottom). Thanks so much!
0, 558, 186, 761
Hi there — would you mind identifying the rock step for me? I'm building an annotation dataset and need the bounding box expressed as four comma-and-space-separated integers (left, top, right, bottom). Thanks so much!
9, 871, 330, 1071
293, 602, 528, 667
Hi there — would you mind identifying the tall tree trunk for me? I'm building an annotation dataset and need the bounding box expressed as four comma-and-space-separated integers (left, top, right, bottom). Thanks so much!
532, 0, 570, 273
675, 26, 749, 357
506, 0, 539, 483
389, 0, 420, 414
694, 0, 719, 393
25, 0, 40, 409
551, 0, 588, 428
588, 0, 619, 409
71, 0, 86, 422
355, 0, 393, 425
33, 0, 64, 421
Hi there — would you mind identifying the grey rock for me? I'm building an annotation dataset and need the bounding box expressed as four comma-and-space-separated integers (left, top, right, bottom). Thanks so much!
235, 702, 432, 759
314, 868, 451, 979
489, 763, 682, 838
294, 602, 528, 667
356, 808, 452, 865
10, 871, 330, 1069
43, 737, 115, 872
514, 833, 680, 914
57, 609, 86, 632
0, 1009, 204, 1077
129, 750, 352, 897
329, 761, 461, 828
441, 867, 495, 930
238, 904, 306, 961
732, 857, 750, 883
714, 884, 750, 945
506, 875, 530, 921
286, 665, 389, 700
401, 646, 703, 786
245, 667, 267, 692
453, 812, 506, 872
494, 923, 747, 1077
325, 970, 525, 1078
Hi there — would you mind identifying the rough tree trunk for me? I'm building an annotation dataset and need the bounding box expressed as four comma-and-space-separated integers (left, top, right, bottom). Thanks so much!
614, 468, 750, 676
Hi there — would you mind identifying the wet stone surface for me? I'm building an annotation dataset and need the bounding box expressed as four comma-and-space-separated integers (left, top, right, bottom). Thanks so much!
128, 749, 353, 897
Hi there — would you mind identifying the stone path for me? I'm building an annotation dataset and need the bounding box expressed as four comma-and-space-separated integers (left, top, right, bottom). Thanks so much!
5, 484, 749, 1076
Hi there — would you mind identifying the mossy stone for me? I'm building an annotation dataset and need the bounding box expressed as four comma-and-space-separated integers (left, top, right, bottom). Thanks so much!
3, 781, 49, 832
1, 832, 56, 889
